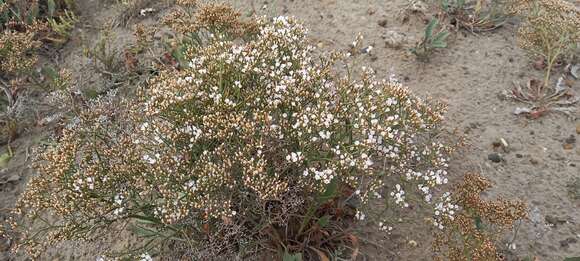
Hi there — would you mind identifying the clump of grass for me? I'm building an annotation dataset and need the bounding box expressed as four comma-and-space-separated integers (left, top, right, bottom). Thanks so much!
46, 9, 77, 44
84, 27, 123, 77
441, 0, 508, 33
411, 18, 450, 61
5, 3, 459, 260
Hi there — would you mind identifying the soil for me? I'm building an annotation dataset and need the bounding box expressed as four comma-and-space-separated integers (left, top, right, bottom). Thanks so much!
1, 0, 579, 260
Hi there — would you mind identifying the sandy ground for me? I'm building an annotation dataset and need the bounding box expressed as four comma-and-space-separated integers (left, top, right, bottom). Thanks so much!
1, 0, 579, 260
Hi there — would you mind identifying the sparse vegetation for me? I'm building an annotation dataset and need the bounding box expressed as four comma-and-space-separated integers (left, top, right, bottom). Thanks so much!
441, 0, 508, 33
2, 0, 577, 260
510, 0, 580, 87
504, 0, 580, 118
410, 18, 450, 61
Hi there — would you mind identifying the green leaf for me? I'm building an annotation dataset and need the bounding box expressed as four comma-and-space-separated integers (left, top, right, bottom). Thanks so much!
42, 66, 59, 81
318, 178, 338, 203
317, 215, 330, 228
431, 41, 448, 48
564, 258, 580, 261
425, 19, 438, 39
26, 3, 39, 24
441, 0, 450, 11
0, 152, 12, 169
129, 225, 159, 238
474, 216, 483, 230
47, 0, 56, 18
283, 251, 302, 261
131, 214, 162, 225
432, 31, 449, 45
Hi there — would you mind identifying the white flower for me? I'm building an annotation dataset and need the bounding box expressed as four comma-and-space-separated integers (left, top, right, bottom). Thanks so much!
355, 210, 366, 221
139, 253, 153, 261
139, 8, 155, 16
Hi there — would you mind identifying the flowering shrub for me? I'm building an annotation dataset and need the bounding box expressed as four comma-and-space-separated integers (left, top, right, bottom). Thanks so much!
509, 0, 580, 86
6, 3, 457, 259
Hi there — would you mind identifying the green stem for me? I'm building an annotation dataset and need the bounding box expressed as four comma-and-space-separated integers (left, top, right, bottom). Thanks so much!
297, 203, 317, 235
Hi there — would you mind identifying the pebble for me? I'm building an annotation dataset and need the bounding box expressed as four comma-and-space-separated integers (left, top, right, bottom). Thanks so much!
488, 153, 503, 163
378, 19, 388, 27
564, 135, 576, 150
492, 138, 509, 152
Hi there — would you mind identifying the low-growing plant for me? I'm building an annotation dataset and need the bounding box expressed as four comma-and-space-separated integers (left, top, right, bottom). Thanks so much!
46, 9, 77, 44
0, 0, 76, 31
504, 78, 578, 118
510, 0, 580, 87
0, 28, 41, 76
4, 4, 460, 260
84, 27, 124, 77
432, 173, 527, 261
411, 18, 450, 61
502, 0, 580, 118
441, 0, 508, 33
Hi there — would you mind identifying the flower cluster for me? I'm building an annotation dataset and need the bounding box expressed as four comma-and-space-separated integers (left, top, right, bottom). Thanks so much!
9, 5, 455, 259
432, 173, 527, 261
0, 29, 41, 76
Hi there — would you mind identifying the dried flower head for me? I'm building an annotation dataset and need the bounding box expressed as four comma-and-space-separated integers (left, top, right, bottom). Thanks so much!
0, 29, 41, 75
433, 173, 527, 261
164, 2, 258, 37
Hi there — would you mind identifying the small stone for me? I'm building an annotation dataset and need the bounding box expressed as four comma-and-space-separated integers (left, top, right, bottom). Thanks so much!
565, 135, 576, 144
530, 158, 539, 165
367, 8, 376, 15
488, 153, 502, 163
408, 240, 418, 247
563, 135, 576, 150
361, 45, 373, 54
492, 138, 509, 152
516, 153, 523, 158
378, 19, 388, 27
